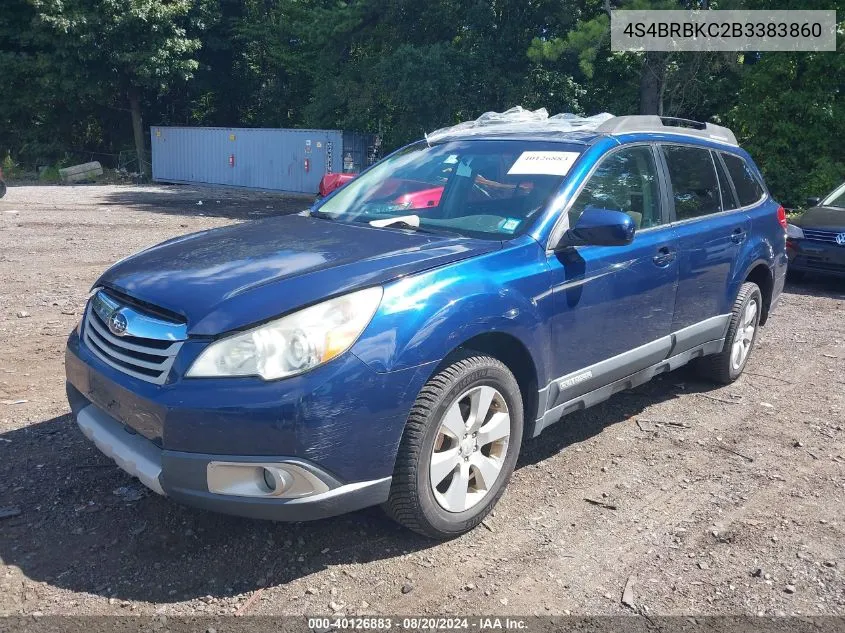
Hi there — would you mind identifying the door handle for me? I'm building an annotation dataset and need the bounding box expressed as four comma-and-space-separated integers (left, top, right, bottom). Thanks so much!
730, 228, 746, 243
653, 246, 676, 267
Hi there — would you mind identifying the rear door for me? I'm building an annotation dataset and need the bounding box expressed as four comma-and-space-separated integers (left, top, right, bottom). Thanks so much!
545, 144, 679, 409
659, 144, 751, 352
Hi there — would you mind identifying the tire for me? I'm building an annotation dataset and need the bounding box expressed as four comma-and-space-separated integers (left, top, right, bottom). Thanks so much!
694, 282, 762, 384
384, 352, 523, 539
0, 180, 6, 199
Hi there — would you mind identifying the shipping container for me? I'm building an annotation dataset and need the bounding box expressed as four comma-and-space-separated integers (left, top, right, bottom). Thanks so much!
150, 127, 380, 194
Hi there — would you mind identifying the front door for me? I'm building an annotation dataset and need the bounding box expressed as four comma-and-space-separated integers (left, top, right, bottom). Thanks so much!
545, 144, 679, 411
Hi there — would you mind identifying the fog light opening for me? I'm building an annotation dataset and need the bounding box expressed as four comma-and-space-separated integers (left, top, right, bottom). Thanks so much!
207, 461, 330, 498
262, 467, 276, 492
261, 466, 293, 497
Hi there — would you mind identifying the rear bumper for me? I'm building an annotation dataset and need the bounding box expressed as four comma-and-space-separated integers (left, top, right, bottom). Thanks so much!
71, 392, 392, 521
788, 239, 845, 277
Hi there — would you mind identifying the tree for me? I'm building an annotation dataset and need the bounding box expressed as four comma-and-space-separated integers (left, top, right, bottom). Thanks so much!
727, 50, 845, 206
0, 0, 68, 165
294, 0, 585, 147
30, 0, 212, 177
528, 0, 739, 116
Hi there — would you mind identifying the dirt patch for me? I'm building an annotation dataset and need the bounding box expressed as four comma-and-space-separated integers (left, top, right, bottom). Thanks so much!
0, 184, 843, 617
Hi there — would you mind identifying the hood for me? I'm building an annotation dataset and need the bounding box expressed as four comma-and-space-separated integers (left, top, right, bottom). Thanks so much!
96, 214, 500, 335
796, 206, 845, 230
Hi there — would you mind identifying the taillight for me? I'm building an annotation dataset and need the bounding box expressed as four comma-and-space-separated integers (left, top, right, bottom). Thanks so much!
777, 205, 787, 231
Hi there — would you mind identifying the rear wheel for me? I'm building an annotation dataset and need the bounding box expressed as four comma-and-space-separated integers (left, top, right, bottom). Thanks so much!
384, 352, 523, 539
695, 281, 762, 384
0, 180, 6, 199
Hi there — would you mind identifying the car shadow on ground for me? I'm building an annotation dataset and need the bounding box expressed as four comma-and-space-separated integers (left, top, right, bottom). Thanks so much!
520, 274, 845, 469
782, 275, 845, 299
0, 365, 711, 605
98, 185, 312, 221
0, 413, 438, 604
4, 277, 840, 605
518, 366, 713, 469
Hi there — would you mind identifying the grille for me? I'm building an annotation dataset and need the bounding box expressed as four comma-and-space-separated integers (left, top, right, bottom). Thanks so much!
82, 292, 185, 385
802, 228, 845, 244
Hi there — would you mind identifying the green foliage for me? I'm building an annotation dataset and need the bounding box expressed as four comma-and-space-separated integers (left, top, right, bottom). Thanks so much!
2, 153, 21, 179
38, 165, 61, 183
530, 15, 610, 78
0, 0, 842, 204
727, 49, 845, 206
30, 0, 206, 91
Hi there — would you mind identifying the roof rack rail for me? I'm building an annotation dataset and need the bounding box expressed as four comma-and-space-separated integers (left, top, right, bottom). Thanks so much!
596, 115, 738, 146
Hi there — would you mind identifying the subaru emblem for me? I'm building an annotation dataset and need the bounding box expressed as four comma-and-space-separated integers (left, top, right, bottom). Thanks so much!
836, 232, 845, 246
108, 310, 128, 336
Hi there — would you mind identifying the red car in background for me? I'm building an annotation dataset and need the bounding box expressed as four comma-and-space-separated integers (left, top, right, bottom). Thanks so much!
316, 169, 532, 213
317, 171, 444, 211
317, 172, 356, 199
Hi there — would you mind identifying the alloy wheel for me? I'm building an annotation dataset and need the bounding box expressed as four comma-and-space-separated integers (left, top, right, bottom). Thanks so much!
429, 385, 511, 513
731, 298, 758, 370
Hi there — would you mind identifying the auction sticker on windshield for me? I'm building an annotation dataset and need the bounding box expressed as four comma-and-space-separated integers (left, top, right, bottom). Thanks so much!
507, 151, 580, 176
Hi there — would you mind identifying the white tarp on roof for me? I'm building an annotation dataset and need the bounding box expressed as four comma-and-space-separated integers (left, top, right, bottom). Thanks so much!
426, 107, 615, 143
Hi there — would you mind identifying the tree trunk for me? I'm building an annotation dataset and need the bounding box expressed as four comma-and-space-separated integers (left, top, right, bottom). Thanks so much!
128, 90, 148, 179
639, 52, 667, 116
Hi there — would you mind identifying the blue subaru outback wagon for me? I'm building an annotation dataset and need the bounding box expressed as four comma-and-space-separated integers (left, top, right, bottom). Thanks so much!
66, 115, 788, 539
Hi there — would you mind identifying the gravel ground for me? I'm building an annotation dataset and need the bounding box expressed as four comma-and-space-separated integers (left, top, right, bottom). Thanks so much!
0, 184, 843, 618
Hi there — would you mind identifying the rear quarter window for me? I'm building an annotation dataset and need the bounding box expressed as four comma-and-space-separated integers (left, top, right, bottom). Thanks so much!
722, 153, 765, 207
713, 154, 738, 210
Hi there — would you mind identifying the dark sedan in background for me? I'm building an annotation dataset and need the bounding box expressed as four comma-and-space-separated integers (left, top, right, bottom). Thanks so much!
787, 182, 845, 280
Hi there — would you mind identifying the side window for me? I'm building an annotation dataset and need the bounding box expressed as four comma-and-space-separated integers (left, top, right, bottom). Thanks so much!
722, 153, 765, 207
662, 145, 722, 220
567, 146, 662, 230
713, 153, 738, 211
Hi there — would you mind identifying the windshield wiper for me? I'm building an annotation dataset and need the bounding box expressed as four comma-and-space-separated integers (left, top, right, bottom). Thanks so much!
365, 215, 455, 236
309, 209, 336, 221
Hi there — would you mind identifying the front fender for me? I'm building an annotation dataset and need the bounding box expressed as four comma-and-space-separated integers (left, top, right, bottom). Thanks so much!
351, 236, 553, 385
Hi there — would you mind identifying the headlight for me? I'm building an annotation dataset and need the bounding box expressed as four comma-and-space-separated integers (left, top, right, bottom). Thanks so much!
786, 224, 804, 239
187, 287, 383, 380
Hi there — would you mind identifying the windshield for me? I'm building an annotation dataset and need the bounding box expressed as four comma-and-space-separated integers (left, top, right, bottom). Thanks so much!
314, 140, 583, 239
822, 182, 845, 209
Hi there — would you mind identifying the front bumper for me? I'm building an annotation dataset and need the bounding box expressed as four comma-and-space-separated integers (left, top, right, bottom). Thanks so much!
71, 390, 392, 521
66, 331, 434, 484
788, 239, 845, 278
66, 328, 436, 520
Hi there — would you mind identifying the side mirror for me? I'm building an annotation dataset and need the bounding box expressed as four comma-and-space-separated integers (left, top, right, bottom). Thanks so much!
806, 197, 821, 208
559, 207, 636, 248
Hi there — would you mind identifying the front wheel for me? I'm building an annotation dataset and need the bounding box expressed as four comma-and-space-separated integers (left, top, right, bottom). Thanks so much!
384, 352, 523, 539
695, 281, 762, 384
